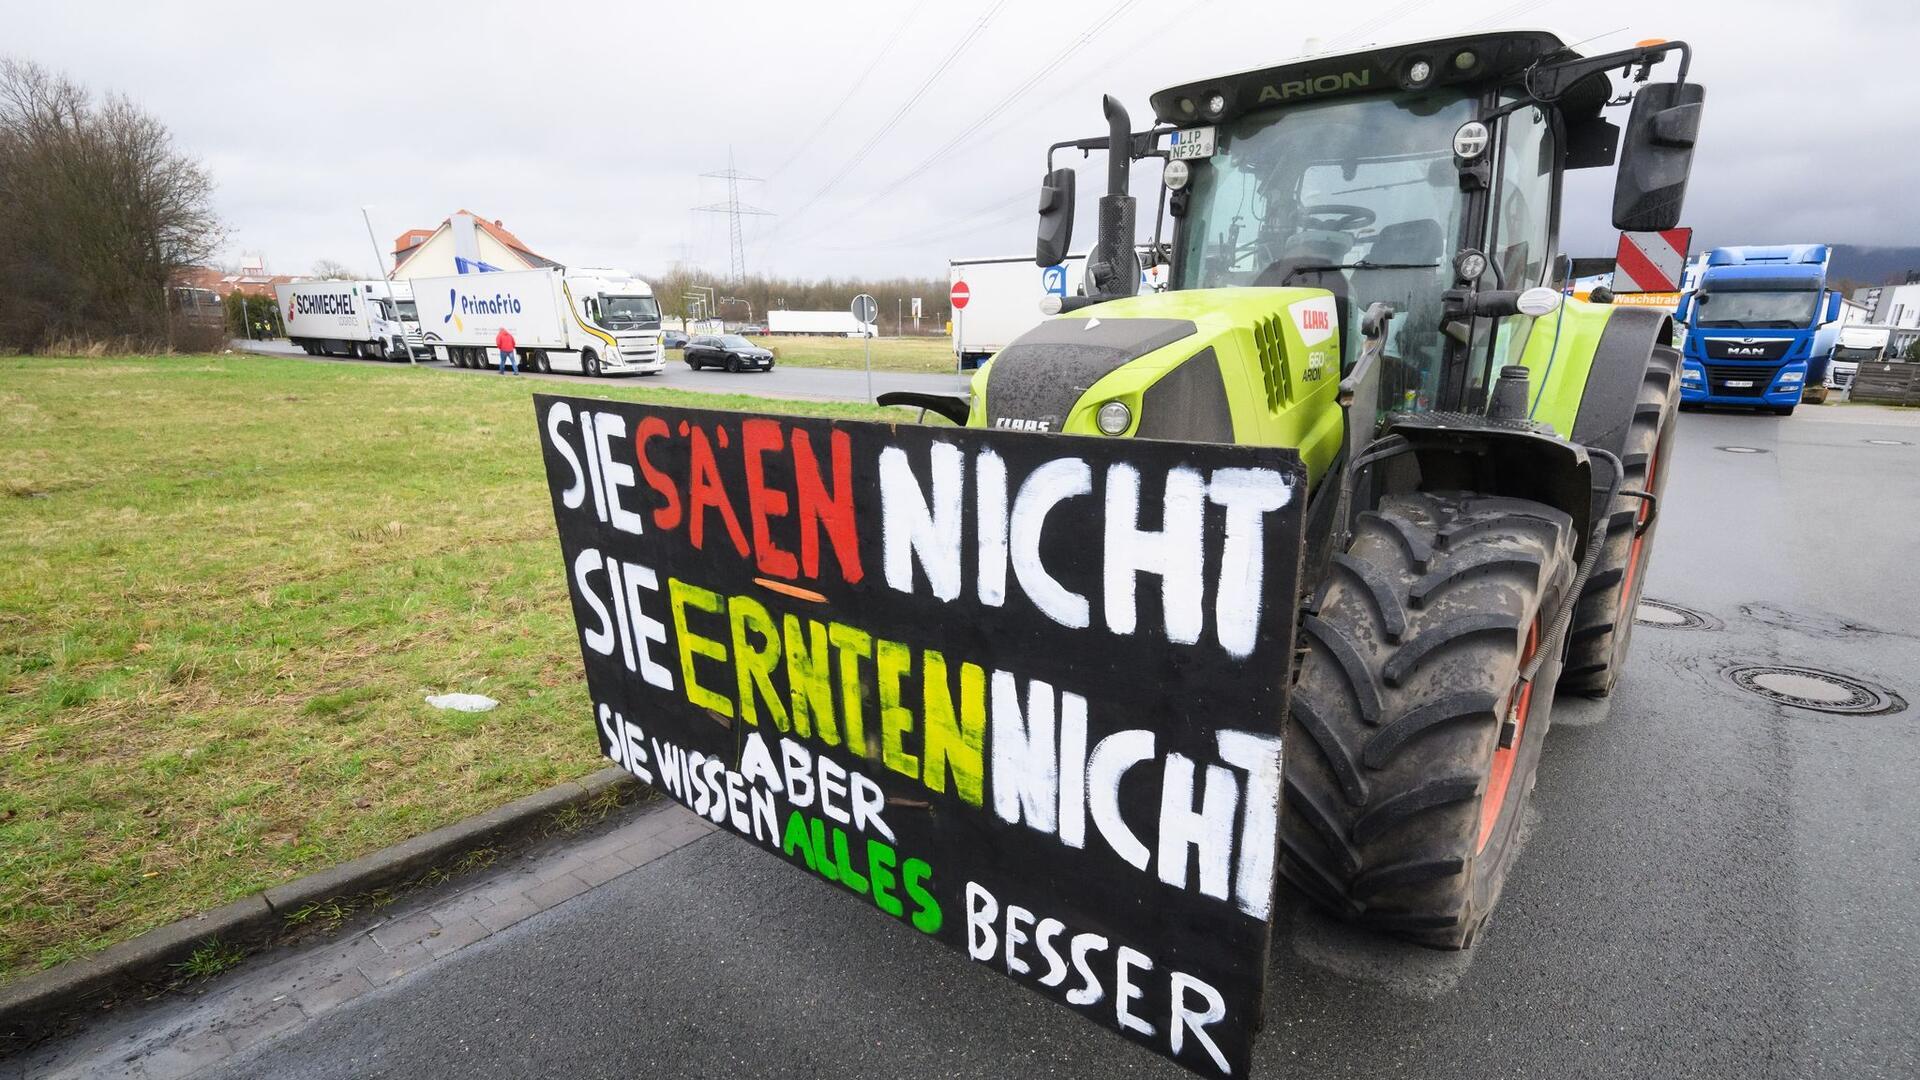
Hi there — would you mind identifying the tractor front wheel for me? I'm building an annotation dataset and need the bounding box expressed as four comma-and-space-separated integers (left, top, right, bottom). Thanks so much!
1281, 492, 1576, 949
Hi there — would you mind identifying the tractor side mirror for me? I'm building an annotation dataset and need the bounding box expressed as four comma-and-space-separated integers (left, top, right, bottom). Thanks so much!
1036, 167, 1076, 267
1613, 81, 1705, 231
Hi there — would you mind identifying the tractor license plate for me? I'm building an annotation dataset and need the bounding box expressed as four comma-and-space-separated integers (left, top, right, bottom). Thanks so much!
1725, 380, 1754, 388
1170, 126, 1215, 159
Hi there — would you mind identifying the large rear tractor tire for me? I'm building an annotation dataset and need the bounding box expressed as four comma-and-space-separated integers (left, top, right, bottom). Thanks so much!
1559, 345, 1679, 696
1281, 492, 1575, 949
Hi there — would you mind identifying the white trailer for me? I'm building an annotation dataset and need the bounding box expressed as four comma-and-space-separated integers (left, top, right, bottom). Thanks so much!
947, 255, 1087, 367
385, 280, 433, 360
1832, 324, 1890, 391
947, 248, 1163, 366
410, 268, 664, 377
276, 280, 413, 360
767, 310, 875, 337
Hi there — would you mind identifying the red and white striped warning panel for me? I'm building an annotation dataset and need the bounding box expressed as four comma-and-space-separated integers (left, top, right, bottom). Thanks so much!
1613, 228, 1693, 293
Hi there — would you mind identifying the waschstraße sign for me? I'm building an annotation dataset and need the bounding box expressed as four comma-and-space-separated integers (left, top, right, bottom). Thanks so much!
535, 396, 1306, 1077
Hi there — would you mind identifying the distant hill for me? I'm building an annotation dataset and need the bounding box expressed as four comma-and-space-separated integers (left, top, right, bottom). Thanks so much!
1828, 245, 1920, 287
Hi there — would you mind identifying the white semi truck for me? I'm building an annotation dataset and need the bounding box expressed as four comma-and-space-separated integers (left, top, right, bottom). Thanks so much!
947, 248, 1164, 367
276, 280, 414, 360
1831, 325, 1890, 392
386, 280, 433, 360
411, 268, 664, 376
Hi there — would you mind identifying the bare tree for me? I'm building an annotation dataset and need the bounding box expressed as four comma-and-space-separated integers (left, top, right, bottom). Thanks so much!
0, 57, 224, 353
310, 259, 362, 280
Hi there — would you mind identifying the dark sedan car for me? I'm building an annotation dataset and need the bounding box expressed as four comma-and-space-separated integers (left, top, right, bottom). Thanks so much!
662, 330, 689, 349
685, 334, 775, 372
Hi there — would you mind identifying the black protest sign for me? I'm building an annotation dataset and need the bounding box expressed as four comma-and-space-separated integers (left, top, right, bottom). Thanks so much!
534, 395, 1306, 1078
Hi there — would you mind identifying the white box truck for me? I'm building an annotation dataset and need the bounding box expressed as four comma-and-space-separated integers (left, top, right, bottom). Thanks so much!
947, 249, 1163, 367
276, 280, 414, 360
386, 280, 433, 360
411, 268, 664, 377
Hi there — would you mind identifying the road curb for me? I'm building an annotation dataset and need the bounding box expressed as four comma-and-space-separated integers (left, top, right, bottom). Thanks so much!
0, 766, 639, 1045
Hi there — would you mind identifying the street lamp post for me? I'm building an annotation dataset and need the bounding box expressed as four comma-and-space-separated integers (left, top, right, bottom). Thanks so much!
360, 206, 411, 364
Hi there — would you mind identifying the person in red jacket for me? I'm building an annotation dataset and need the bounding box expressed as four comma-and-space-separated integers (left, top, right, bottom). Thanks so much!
495, 326, 519, 374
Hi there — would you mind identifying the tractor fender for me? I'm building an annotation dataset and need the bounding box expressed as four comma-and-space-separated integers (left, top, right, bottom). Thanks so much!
1571, 305, 1674, 458
1374, 416, 1595, 562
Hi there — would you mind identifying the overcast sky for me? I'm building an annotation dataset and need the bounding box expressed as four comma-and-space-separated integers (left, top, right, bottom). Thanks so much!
8, 0, 1917, 281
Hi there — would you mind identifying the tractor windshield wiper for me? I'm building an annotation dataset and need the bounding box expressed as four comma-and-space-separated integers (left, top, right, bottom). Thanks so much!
1281, 261, 1439, 283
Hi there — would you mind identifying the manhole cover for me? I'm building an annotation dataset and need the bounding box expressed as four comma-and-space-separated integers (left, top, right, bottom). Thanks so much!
1725, 665, 1906, 715
1715, 445, 1769, 455
1863, 438, 1912, 446
1635, 599, 1716, 629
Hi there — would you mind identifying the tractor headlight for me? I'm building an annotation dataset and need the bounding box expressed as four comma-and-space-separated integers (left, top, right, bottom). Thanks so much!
1163, 159, 1190, 190
1096, 400, 1132, 435
1205, 92, 1226, 118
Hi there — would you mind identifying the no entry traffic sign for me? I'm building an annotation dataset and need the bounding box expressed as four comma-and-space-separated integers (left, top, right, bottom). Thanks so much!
950, 280, 970, 310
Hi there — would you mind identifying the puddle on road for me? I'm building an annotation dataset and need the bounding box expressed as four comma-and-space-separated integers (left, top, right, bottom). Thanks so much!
1737, 600, 1915, 642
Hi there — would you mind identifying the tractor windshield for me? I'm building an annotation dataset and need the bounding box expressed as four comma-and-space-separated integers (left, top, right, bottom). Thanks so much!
1175, 89, 1473, 394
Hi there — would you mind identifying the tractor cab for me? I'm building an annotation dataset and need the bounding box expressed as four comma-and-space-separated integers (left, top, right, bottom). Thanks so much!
1017, 31, 1701, 442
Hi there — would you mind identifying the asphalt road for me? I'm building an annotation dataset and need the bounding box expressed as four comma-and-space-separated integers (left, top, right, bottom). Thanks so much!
230, 338, 971, 405
35, 405, 1920, 1080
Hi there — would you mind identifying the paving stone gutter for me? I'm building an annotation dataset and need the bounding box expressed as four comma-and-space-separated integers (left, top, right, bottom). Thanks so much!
0, 766, 644, 1051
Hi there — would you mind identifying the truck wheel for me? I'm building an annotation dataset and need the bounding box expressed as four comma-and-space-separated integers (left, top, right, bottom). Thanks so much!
1559, 345, 1679, 697
583, 351, 602, 378
1281, 492, 1575, 949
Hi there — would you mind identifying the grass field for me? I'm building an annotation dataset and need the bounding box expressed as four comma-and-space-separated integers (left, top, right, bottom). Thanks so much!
745, 334, 957, 374
0, 354, 909, 982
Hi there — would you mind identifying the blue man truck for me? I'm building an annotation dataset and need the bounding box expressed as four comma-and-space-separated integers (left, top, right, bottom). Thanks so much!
1676, 245, 1844, 414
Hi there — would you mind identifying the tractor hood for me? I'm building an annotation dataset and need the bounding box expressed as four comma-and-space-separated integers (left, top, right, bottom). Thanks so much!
982, 315, 1198, 433
968, 288, 1348, 484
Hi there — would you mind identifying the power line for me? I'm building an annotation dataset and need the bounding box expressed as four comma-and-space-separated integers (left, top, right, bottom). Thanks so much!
692, 148, 774, 282
1466, 0, 1555, 30
1322, 0, 1426, 50
769, 0, 933, 180
769, 0, 1009, 242
829, 0, 1141, 220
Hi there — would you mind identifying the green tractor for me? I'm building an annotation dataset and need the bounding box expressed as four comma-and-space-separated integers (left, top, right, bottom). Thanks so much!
887, 31, 1703, 947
